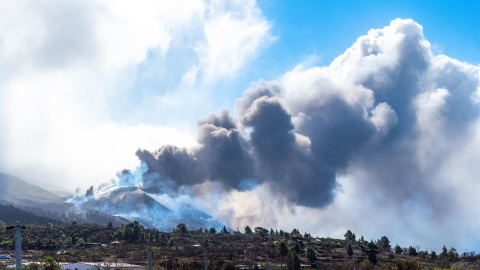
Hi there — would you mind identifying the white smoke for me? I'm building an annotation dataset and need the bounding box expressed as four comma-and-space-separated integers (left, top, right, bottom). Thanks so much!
2, 3, 479, 252
192, 19, 480, 251
0, 0, 271, 191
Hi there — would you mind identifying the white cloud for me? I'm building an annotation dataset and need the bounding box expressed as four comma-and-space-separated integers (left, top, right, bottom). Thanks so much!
198, 0, 271, 80
199, 18, 480, 251
0, 0, 271, 190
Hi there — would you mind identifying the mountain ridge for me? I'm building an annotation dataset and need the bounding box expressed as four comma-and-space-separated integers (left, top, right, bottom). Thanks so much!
0, 172, 230, 232
0, 172, 64, 206
68, 183, 231, 232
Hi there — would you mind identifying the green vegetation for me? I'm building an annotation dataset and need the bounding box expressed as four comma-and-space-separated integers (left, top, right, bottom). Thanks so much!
0, 224, 478, 269
395, 244, 403, 254
344, 229, 356, 242
346, 243, 353, 257
362, 241, 379, 265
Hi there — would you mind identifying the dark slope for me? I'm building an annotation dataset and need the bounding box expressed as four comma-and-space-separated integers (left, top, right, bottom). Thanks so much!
0, 204, 62, 225
0, 173, 128, 226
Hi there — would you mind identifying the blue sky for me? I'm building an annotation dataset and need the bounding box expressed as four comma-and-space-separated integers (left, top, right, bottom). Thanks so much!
250, 0, 480, 93
256, 0, 480, 67
124, 0, 480, 128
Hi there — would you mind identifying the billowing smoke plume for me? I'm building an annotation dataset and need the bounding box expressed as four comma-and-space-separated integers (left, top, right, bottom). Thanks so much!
128, 19, 480, 249
136, 109, 255, 190
136, 90, 339, 207
136, 19, 480, 209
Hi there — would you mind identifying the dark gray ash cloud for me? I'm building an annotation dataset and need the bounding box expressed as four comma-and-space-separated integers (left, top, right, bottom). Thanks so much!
133, 17, 480, 239
196, 109, 255, 188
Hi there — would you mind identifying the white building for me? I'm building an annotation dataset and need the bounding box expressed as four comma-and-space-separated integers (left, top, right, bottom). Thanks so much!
60, 262, 143, 270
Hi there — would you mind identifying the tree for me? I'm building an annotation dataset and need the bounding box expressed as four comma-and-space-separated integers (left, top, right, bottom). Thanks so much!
362, 241, 379, 265
124, 221, 145, 241
378, 236, 390, 250
293, 242, 301, 254
448, 247, 459, 261
209, 227, 216, 234
220, 226, 229, 234
431, 250, 437, 260
107, 221, 113, 228
346, 244, 353, 257
286, 249, 301, 270
254, 227, 269, 237
439, 245, 448, 259
344, 230, 356, 242
43, 256, 58, 270
244, 225, 253, 235
395, 244, 403, 254
298, 241, 304, 254
276, 241, 288, 268
176, 223, 188, 236
306, 247, 316, 262
408, 246, 418, 256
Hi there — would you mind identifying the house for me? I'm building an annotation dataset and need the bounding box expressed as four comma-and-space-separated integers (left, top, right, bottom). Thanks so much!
311, 238, 322, 244
60, 262, 143, 270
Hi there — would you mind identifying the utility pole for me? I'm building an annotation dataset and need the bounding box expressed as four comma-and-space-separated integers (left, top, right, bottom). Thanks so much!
266, 254, 269, 270
147, 246, 152, 270
249, 251, 253, 270
6, 222, 26, 270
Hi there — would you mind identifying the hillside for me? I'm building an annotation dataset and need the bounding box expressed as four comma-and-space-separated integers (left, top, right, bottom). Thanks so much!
68, 184, 231, 232
0, 172, 229, 232
0, 222, 478, 269
0, 173, 128, 227
0, 204, 62, 226
0, 172, 64, 207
